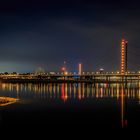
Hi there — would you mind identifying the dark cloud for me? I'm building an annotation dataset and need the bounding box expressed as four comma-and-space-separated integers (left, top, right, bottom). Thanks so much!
0, 0, 140, 72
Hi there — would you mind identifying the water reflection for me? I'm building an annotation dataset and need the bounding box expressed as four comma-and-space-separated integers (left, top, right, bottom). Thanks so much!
0, 83, 140, 101
0, 82, 140, 127
121, 87, 127, 128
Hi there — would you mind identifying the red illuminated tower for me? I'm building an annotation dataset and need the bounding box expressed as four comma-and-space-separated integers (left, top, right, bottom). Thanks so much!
121, 39, 128, 75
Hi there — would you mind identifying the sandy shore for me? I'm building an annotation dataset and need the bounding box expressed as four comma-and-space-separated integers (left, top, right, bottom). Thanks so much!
0, 97, 18, 106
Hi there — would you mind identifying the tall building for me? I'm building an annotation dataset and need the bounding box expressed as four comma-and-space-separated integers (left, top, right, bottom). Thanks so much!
78, 63, 82, 75
121, 39, 128, 74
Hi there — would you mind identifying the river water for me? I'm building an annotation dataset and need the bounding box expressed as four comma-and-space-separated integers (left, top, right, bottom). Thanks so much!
0, 82, 140, 128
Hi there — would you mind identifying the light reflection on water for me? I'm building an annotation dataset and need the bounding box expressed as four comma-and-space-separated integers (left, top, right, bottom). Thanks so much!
0, 83, 140, 101
0, 82, 140, 127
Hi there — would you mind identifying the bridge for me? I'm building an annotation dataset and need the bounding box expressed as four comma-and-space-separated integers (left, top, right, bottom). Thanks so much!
0, 72, 140, 83
0, 38, 139, 84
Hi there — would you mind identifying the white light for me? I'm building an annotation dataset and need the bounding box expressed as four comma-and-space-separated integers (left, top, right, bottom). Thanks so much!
100, 68, 104, 71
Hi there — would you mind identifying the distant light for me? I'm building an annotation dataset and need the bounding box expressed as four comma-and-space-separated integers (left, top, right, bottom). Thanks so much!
64, 71, 68, 75
78, 63, 82, 75
100, 68, 104, 71
62, 67, 66, 71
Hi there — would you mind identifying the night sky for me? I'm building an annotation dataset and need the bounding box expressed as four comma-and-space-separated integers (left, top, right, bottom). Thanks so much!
0, 0, 140, 73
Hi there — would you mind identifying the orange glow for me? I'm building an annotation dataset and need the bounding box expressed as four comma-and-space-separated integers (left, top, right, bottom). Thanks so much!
121, 38, 127, 74
120, 87, 128, 128
100, 88, 103, 98
64, 71, 68, 75
78, 86, 82, 100
78, 63, 82, 75
0, 97, 18, 107
121, 88, 124, 128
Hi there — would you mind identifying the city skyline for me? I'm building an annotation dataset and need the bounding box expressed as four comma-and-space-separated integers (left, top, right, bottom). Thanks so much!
0, 0, 140, 72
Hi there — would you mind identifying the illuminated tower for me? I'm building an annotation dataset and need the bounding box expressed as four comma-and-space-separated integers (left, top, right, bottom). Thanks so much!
78, 63, 82, 75
61, 61, 67, 73
121, 39, 128, 74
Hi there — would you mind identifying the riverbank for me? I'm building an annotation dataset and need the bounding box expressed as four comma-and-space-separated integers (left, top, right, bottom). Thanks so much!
0, 97, 18, 106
